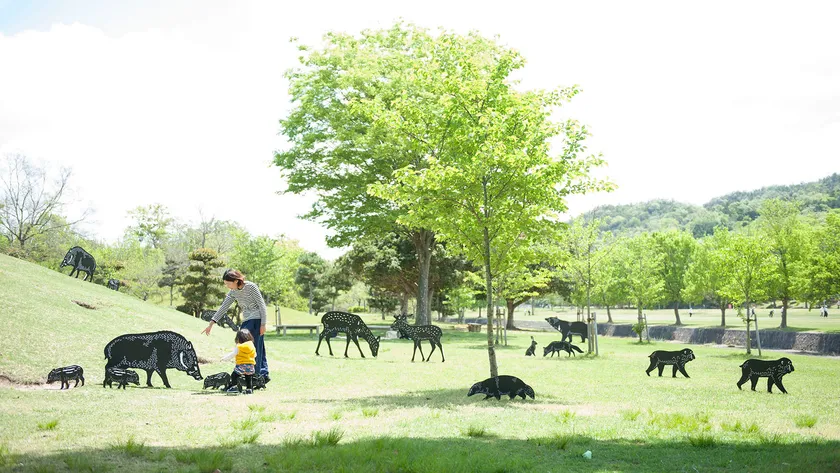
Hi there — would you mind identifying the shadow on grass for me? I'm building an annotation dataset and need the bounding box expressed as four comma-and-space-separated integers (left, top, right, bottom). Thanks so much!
6, 435, 839, 473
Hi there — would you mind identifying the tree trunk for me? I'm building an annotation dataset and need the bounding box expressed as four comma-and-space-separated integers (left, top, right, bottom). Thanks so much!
413, 230, 435, 326
606, 305, 613, 323
427, 288, 436, 323
637, 305, 644, 343
169, 286, 174, 306
308, 283, 313, 315
673, 303, 682, 326
506, 299, 517, 330
781, 297, 789, 329
483, 226, 498, 379
400, 294, 409, 315
719, 302, 726, 327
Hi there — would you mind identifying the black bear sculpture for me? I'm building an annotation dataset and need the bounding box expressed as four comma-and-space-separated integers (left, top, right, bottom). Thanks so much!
60, 246, 96, 281
543, 341, 584, 357
104, 331, 203, 388
203, 372, 231, 390
737, 358, 795, 393
646, 348, 696, 378
316, 311, 380, 358
468, 375, 535, 400
103, 367, 140, 389
545, 317, 588, 343
46, 365, 85, 389
525, 337, 537, 356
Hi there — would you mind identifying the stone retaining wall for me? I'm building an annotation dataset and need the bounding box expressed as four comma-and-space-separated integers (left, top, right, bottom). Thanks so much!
598, 324, 840, 355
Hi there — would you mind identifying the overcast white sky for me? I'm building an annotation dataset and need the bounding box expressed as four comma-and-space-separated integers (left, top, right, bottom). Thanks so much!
1, 1, 838, 259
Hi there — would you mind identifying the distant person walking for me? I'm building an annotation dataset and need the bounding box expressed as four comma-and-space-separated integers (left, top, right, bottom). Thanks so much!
821, 305, 829, 318
202, 269, 270, 383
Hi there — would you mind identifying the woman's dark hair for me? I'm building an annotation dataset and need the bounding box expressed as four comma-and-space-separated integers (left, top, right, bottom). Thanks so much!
222, 269, 245, 289
235, 328, 254, 344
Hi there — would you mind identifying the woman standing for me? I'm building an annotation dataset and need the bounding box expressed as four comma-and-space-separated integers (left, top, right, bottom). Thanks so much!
202, 269, 270, 383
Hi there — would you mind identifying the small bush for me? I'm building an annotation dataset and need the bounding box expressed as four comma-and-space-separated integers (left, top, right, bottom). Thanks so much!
794, 415, 817, 428
312, 427, 344, 446
362, 408, 379, 418
347, 306, 366, 313
37, 419, 59, 431
688, 433, 717, 448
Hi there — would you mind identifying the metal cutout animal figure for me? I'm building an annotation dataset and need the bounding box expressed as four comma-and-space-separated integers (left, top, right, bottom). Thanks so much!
107, 279, 120, 291
203, 372, 231, 390
60, 246, 96, 281
390, 315, 444, 362
646, 348, 696, 378
104, 331, 203, 388
737, 358, 795, 393
543, 341, 584, 357
200, 310, 239, 332
525, 337, 537, 356
237, 374, 267, 391
46, 365, 85, 389
103, 368, 140, 389
468, 375, 535, 400
545, 317, 588, 343
316, 311, 380, 358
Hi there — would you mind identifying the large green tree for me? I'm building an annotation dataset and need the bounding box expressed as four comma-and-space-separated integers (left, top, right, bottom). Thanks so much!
370, 29, 608, 377
295, 252, 328, 315
686, 227, 733, 326
180, 248, 226, 316
653, 230, 697, 325
618, 234, 664, 329
757, 199, 808, 328
560, 218, 612, 330
126, 204, 173, 250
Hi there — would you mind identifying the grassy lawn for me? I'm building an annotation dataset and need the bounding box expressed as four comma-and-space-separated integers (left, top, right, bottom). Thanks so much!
2, 254, 840, 472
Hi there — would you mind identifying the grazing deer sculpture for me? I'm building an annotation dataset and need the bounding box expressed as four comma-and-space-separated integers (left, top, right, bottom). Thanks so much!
390, 315, 445, 362
316, 311, 380, 358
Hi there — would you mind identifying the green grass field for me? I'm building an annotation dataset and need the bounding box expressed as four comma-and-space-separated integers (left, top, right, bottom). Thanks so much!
1, 254, 839, 472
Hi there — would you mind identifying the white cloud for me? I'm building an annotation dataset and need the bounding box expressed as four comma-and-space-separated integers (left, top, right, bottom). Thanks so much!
1, 1, 838, 259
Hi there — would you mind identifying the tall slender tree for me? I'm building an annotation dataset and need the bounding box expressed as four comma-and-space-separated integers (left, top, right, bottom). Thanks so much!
653, 230, 697, 325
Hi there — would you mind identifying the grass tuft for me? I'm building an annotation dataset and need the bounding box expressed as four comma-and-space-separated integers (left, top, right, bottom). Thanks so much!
621, 409, 642, 421
362, 407, 379, 418
794, 414, 818, 428
234, 417, 259, 431
531, 433, 573, 450
688, 433, 717, 448
0, 444, 15, 467
64, 452, 112, 472
721, 420, 761, 434
281, 435, 308, 448
464, 425, 489, 438
242, 431, 261, 445
556, 410, 577, 424
758, 433, 785, 446
175, 450, 232, 472
37, 419, 59, 431
110, 436, 149, 458
312, 427, 344, 447
329, 410, 343, 421
648, 412, 711, 433
248, 404, 266, 413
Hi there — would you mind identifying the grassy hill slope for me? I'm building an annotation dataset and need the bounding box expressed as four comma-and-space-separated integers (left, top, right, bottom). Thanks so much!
0, 254, 237, 384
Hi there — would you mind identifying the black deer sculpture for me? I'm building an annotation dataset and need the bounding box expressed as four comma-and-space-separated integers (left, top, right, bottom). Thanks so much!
316, 311, 380, 358
390, 315, 445, 362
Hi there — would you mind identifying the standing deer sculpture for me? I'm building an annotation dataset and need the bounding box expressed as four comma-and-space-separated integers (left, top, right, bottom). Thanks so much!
390, 315, 445, 362
316, 311, 380, 358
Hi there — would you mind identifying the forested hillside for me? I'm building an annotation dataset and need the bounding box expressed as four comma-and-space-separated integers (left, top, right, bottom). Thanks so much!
588, 173, 840, 236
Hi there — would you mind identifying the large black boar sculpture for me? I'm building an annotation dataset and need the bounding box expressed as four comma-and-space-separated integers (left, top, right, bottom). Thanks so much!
104, 331, 202, 388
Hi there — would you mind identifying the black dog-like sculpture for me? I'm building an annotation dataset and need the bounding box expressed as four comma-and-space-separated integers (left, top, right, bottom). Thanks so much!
646, 348, 696, 378
107, 279, 120, 291
737, 358, 795, 393
200, 310, 239, 332
545, 317, 587, 343
468, 375, 535, 400
60, 246, 96, 281
103, 367, 140, 389
390, 315, 445, 362
525, 337, 537, 356
316, 311, 380, 358
104, 331, 203, 388
203, 372, 231, 390
46, 365, 84, 389
543, 341, 584, 357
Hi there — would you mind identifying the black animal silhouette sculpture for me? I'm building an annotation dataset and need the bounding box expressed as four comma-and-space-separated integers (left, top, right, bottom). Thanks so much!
60, 246, 96, 281
543, 341, 584, 357
525, 337, 537, 356
200, 310, 239, 332
107, 279, 120, 291
104, 331, 203, 388
390, 315, 444, 362
46, 365, 84, 389
103, 367, 140, 389
468, 375, 535, 400
545, 317, 588, 343
316, 311, 380, 358
237, 374, 267, 391
737, 358, 795, 393
203, 372, 231, 390
646, 348, 696, 378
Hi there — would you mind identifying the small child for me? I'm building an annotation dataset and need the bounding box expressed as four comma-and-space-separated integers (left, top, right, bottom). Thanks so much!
222, 328, 257, 394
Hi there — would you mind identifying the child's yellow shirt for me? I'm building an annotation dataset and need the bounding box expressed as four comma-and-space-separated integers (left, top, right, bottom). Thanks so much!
235, 341, 256, 366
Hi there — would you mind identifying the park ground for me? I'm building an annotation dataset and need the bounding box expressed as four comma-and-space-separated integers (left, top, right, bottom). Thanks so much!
1, 254, 839, 472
